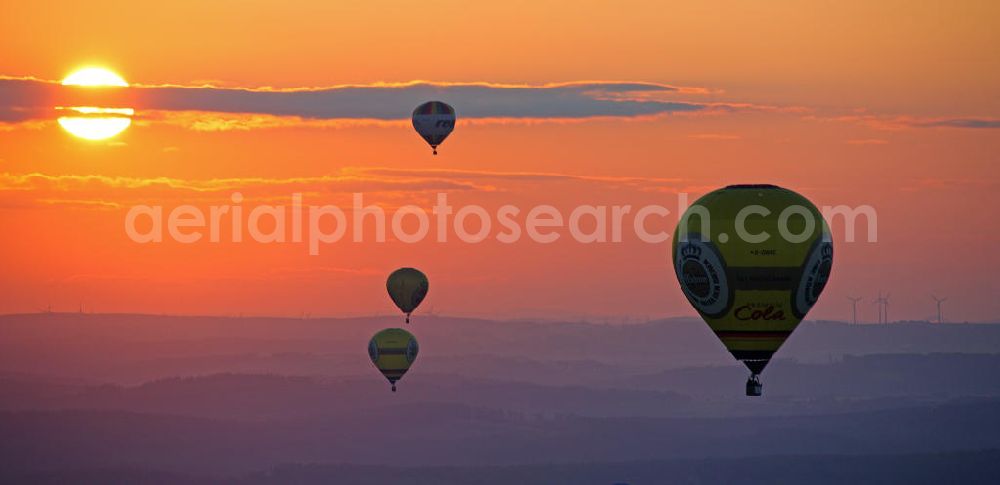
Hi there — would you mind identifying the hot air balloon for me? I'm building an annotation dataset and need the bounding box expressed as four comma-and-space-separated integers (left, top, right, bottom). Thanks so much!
412, 101, 455, 155
368, 328, 419, 392
672, 184, 833, 396
387, 267, 429, 323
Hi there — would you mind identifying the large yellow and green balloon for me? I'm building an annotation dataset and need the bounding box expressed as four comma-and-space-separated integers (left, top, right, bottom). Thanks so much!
387, 267, 429, 323
672, 184, 833, 396
368, 328, 419, 392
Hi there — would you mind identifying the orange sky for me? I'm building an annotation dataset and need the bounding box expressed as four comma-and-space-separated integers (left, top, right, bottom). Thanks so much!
0, 1, 998, 322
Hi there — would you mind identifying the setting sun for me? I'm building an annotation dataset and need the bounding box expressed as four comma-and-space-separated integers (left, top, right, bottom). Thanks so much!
57, 67, 132, 140
61, 67, 128, 87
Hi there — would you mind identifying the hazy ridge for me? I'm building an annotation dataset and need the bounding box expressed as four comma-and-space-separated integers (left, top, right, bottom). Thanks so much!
2, 313, 999, 483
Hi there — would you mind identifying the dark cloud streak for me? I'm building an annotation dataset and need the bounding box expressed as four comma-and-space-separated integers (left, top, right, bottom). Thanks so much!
911, 118, 1000, 129
0, 78, 701, 123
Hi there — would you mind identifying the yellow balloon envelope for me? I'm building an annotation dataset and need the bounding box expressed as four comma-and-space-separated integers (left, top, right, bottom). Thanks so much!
672, 184, 833, 396
386, 267, 429, 323
368, 328, 419, 392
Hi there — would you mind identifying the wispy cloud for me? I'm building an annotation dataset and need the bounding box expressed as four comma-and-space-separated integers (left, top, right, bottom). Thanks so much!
898, 177, 1000, 192
687, 133, 742, 140
352, 167, 685, 191
0, 171, 490, 209
354, 167, 681, 183
909, 118, 1000, 129
36, 198, 123, 210
6, 75, 991, 133
0, 78, 705, 126
147, 110, 409, 131
0, 167, 689, 209
808, 113, 1000, 131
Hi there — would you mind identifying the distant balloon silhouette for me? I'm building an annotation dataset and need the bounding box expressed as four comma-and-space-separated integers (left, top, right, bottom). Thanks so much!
386, 267, 429, 323
672, 184, 833, 396
368, 328, 419, 392
412, 101, 455, 155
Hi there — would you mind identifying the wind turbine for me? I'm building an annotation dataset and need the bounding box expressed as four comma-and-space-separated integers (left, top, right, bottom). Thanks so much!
873, 291, 890, 324
931, 295, 947, 324
847, 296, 862, 324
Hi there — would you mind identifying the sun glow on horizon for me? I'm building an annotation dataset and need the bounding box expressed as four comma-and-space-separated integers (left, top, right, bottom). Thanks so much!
59, 67, 132, 140
62, 67, 128, 87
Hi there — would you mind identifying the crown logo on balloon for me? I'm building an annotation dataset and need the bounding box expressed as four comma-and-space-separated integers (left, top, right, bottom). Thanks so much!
681, 244, 702, 259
